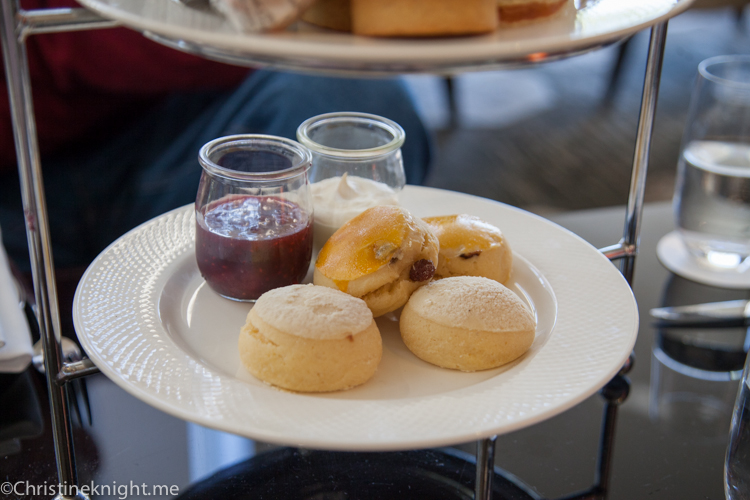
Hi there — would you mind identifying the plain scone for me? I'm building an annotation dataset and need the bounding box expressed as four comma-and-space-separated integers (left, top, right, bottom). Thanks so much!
400, 276, 536, 371
423, 214, 512, 284
238, 284, 382, 392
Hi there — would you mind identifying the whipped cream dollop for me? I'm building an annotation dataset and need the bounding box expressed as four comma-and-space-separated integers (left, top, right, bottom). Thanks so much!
310, 173, 399, 249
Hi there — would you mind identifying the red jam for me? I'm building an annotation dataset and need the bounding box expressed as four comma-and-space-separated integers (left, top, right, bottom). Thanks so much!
195, 195, 313, 301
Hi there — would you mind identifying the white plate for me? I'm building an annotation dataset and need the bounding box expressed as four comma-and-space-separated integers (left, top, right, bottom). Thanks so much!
76, 0, 692, 73
73, 186, 638, 451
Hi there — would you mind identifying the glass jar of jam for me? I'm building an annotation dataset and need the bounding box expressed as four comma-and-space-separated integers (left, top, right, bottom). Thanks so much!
296, 112, 406, 251
195, 135, 313, 301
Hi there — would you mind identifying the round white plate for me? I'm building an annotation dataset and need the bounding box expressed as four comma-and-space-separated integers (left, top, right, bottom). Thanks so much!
73, 186, 638, 451
76, 0, 692, 73
657, 231, 750, 289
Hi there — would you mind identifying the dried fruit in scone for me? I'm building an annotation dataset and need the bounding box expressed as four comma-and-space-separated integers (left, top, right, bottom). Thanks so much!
314, 205, 439, 317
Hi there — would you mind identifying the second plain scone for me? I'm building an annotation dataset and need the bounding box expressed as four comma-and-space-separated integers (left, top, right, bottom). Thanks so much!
239, 284, 382, 392
400, 276, 536, 371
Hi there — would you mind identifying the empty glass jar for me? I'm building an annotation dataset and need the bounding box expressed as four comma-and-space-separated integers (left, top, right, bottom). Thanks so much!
296, 112, 406, 250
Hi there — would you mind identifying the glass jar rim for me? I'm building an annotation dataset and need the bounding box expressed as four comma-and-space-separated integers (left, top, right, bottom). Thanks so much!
198, 134, 312, 182
698, 55, 750, 90
296, 112, 406, 159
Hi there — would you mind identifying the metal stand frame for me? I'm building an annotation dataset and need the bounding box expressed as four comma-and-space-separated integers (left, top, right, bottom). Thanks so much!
0, 1, 668, 498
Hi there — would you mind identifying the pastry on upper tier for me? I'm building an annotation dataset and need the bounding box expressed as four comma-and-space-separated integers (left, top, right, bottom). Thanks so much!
423, 214, 512, 284
302, 0, 498, 36
301, 0, 352, 31
314, 205, 439, 317
351, 0, 498, 37
211, 0, 317, 32
496, 0, 569, 24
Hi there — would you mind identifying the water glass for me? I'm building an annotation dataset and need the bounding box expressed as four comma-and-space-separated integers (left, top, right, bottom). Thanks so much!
727, 350, 750, 499
195, 135, 313, 301
296, 112, 406, 250
673, 55, 750, 271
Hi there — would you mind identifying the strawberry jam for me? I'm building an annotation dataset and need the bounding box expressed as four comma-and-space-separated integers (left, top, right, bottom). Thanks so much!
196, 195, 313, 301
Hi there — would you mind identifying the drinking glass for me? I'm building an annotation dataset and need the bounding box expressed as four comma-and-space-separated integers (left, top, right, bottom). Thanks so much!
195, 135, 313, 301
673, 55, 750, 271
726, 350, 750, 499
296, 112, 406, 250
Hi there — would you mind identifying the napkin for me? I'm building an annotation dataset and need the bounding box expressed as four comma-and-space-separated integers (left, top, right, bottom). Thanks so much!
0, 226, 33, 373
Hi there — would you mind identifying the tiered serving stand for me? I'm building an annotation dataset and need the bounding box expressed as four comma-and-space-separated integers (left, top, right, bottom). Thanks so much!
0, 0, 693, 498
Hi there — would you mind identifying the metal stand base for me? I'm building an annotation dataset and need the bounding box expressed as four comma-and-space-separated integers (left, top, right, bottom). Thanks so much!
0, 1, 113, 492
0, 3, 668, 499
475, 20, 668, 499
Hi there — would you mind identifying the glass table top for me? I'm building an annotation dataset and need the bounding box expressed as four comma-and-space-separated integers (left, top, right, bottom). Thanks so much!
2, 202, 747, 499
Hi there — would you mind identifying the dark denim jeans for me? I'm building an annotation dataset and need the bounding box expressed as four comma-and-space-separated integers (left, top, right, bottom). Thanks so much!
0, 70, 432, 272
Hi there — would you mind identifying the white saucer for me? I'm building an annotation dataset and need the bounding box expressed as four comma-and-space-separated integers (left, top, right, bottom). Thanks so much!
657, 231, 750, 289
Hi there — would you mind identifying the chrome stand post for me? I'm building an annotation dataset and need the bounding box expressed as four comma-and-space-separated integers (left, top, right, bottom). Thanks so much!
618, 22, 669, 284
478, 23, 669, 500
0, 2, 114, 498
475, 436, 498, 500
0, 0, 78, 492
565, 22, 667, 500
557, 358, 633, 500
1, 3, 669, 498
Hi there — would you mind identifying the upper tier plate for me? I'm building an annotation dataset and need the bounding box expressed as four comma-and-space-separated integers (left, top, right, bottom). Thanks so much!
76, 0, 691, 74
73, 186, 638, 451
